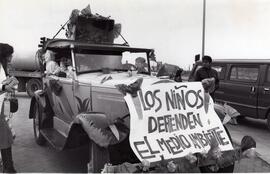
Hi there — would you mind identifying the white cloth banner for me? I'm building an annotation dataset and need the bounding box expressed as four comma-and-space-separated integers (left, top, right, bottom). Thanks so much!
124, 82, 233, 163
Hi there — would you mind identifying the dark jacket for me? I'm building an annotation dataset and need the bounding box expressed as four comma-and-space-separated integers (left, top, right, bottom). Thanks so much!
0, 64, 13, 149
195, 67, 219, 98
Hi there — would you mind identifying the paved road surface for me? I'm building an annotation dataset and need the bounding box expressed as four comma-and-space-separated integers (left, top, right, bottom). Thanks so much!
1, 93, 270, 172
227, 116, 270, 168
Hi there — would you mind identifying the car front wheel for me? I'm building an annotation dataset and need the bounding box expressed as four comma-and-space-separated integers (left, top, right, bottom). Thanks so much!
33, 102, 46, 145
267, 114, 270, 130
237, 115, 245, 124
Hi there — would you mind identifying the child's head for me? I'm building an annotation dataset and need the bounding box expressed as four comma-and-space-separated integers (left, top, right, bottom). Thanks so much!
135, 57, 146, 69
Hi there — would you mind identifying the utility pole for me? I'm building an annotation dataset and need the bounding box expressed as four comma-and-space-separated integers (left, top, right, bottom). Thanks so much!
202, 0, 206, 58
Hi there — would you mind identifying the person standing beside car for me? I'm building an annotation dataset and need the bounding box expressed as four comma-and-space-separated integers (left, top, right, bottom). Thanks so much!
0, 43, 17, 173
194, 55, 219, 100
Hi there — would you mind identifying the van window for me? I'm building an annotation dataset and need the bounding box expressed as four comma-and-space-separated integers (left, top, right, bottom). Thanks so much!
229, 66, 258, 82
212, 65, 226, 80
266, 67, 270, 82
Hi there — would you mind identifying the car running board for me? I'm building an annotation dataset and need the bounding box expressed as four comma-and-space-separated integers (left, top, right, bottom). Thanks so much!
41, 128, 66, 150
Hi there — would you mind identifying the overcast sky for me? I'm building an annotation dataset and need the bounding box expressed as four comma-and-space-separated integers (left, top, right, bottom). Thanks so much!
1, 0, 270, 70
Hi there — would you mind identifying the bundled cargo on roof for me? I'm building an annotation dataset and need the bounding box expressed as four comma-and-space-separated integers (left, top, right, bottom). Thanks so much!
66, 5, 121, 44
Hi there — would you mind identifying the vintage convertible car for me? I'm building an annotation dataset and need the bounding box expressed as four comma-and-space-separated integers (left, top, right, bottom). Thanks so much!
29, 38, 254, 173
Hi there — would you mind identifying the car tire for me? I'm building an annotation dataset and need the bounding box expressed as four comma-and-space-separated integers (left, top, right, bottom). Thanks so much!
237, 116, 245, 124
26, 78, 42, 97
33, 102, 46, 146
267, 114, 270, 130
88, 141, 109, 173
199, 126, 235, 173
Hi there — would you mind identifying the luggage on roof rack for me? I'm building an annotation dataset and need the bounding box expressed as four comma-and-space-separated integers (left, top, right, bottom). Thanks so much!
66, 7, 121, 44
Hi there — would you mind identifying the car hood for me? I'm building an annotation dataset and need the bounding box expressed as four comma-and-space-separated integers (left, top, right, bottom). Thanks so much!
77, 71, 173, 88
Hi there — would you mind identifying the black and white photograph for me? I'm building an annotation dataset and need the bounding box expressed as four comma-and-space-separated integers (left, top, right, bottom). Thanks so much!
1, 0, 270, 173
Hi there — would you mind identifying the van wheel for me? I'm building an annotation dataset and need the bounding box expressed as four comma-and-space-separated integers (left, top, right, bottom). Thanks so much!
267, 114, 270, 130
199, 126, 234, 173
237, 116, 245, 124
88, 142, 110, 173
33, 102, 46, 145
26, 79, 42, 97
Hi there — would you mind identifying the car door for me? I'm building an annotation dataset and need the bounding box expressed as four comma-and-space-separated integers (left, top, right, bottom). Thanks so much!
219, 64, 259, 118
72, 78, 92, 116
257, 64, 270, 119
45, 76, 76, 124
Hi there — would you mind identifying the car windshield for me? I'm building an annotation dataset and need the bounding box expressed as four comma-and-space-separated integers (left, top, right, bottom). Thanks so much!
75, 53, 123, 73
74, 51, 149, 74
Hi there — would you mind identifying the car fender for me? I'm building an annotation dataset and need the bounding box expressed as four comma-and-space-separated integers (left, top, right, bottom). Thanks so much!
71, 112, 128, 148
29, 90, 46, 119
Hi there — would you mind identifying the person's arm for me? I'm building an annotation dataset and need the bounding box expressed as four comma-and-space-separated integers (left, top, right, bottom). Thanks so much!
0, 82, 5, 91
2, 84, 14, 92
215, 74, 219, 90
194, 69, 201, 81
52, 61, 61, 75
0, 78, 17, 92
213, 70, 219, 91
